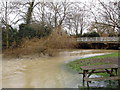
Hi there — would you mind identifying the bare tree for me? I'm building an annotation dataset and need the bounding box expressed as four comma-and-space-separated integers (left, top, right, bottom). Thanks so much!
65, 3, 87, 36
118, 1, 120, 33
45, 1, 71, 28
33, 1, 47, 25
15, 0, 42, 25
1, 1, 21, 48
88, 0, 120, 36
89, 22, 117, 37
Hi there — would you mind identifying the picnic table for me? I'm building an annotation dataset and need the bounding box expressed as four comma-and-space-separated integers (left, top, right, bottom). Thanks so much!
79, 64, 120, 87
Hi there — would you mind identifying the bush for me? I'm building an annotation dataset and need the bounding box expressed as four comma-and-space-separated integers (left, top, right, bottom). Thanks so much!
82, 31, 100, 37
2, 25, 21, 49
3, 26, 77, 57
18, 23, 52, 39
18, 24, 37, 38
45, 26, 77, 49
3, 38, 47, 57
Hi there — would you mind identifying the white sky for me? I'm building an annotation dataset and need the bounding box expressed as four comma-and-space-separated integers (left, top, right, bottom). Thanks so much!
0, 0, 119, 30
1, 0, 119, 2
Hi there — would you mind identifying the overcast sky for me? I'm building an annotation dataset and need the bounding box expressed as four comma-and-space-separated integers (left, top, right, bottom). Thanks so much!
1, 0, 119, 2
0, 0, 119, 30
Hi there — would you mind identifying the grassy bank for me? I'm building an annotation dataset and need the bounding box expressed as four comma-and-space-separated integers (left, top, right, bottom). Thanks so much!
67, 52, 120, 76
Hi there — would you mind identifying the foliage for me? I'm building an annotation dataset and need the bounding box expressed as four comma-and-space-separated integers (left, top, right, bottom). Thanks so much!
18, 23, 52, 39
117, 33, 120, 37
2, 25, 21, 49
18, 24, 36, 39
31, 22, 53, 38
3, 26, 77, 57
82, 31, 100, 37
2, 22, 52, 49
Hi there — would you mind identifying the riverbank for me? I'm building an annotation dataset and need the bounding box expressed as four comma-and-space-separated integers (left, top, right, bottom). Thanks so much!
67, 52, 120, 76
2, 49, 119, 88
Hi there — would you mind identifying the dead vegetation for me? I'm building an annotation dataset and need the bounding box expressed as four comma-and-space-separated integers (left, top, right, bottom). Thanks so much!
3, 27, 77, 58
45, 27, 77, 49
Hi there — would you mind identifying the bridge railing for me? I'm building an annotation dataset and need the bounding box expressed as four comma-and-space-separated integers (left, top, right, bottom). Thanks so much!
77, 37, 120, 42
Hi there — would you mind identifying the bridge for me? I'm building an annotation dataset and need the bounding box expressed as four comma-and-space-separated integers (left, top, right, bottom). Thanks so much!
76, 37, 120, 49
77, 37, 119, 43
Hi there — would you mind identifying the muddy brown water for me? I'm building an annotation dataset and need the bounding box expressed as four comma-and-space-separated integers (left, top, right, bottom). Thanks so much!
1, 49, 118, 88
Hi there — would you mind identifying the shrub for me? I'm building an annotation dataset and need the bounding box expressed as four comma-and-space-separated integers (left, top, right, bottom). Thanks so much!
45, 26, 77, 49
82, 31, 100, 37
3, 26, 77, 57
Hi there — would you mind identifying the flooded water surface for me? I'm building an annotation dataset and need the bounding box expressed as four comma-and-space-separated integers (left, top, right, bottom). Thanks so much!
2, 49, 118, 88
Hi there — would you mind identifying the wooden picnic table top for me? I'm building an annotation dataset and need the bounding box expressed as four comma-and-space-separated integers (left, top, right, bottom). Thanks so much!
80, 64, 120, 70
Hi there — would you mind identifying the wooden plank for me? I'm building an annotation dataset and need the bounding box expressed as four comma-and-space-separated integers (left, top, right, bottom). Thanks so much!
80, 64, 119, 70
84, 76, 120, 81
79, 70, 107, 74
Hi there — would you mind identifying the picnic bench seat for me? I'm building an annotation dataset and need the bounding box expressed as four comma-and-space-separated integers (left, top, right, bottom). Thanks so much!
84, 76, 120, 81
79, 70, 107, 74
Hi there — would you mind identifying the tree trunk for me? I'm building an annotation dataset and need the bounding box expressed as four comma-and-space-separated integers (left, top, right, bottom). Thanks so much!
118, 1, 120, 34
54, 11, 57, 27
5, 2, 9, 48
80, 28, 83, 36
26, 1, 35, 25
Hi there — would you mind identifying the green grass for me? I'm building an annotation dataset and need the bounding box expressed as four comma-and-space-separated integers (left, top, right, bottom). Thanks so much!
67, 52, 120, 76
